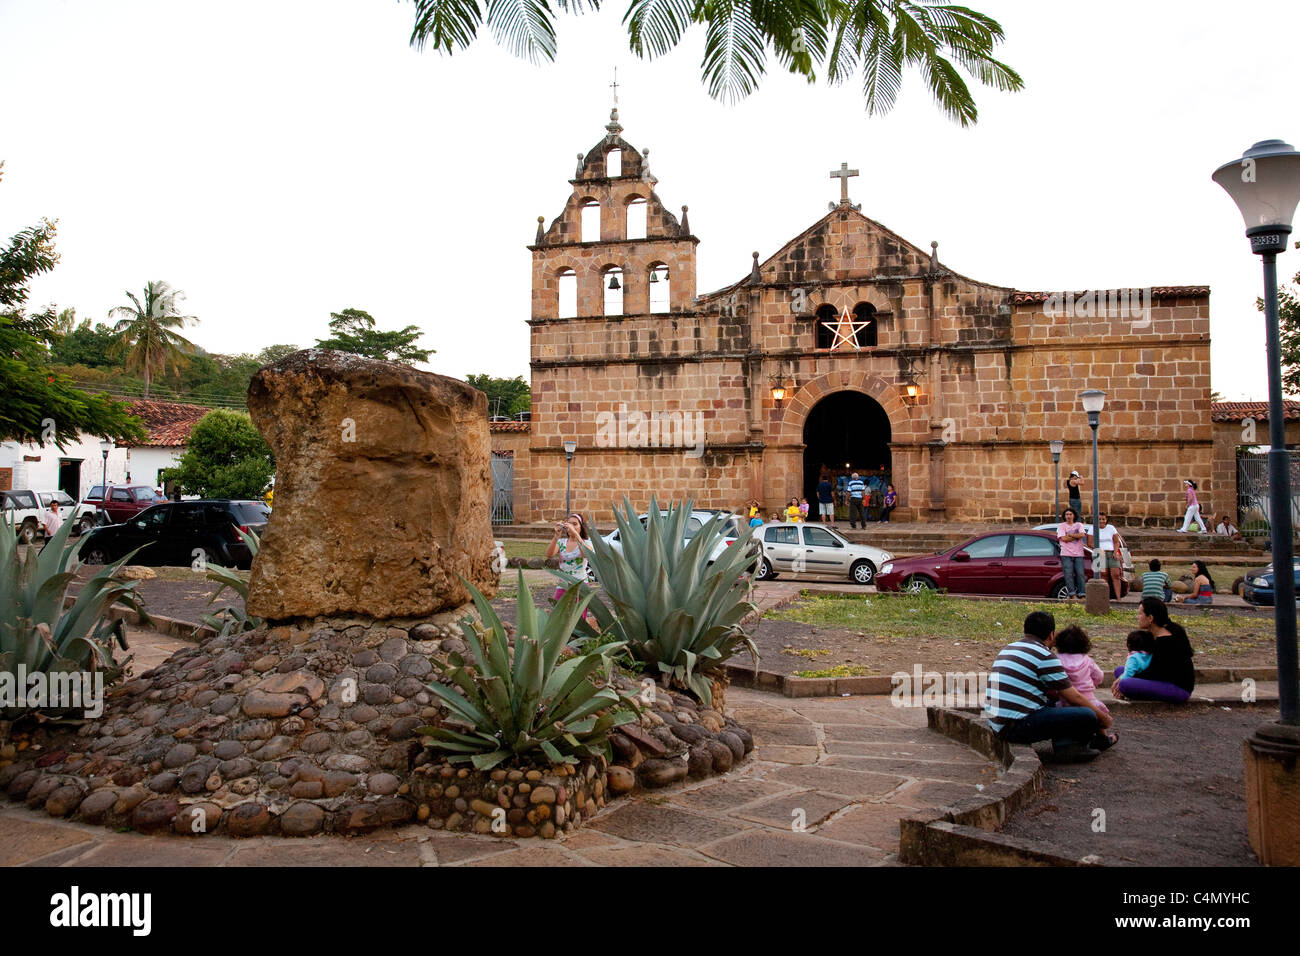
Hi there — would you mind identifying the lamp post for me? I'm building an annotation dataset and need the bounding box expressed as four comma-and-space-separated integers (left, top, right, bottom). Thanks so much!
1214, 139, 1300, 865
1049, 439, 1065, 517
1080, 391, 1107, 614
99, 438, 113, 494
563, 440, 577, 516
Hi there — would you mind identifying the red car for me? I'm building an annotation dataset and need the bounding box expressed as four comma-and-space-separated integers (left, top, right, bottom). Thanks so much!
73, 484, 162, 534
874, 530, 1129, 600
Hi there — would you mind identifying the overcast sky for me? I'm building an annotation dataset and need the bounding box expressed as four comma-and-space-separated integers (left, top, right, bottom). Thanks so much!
3, 0, 1297, 400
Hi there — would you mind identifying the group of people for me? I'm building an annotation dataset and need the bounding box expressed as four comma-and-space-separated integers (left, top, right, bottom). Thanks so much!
817, 472, 897, 528
1054, 507, 1126, 600
1067, 471, 1239, 538
984, 598, 1196, 760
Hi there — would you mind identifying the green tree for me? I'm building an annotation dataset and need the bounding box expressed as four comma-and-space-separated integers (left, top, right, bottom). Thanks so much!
0, 163, 145, 447
47, 317, 118, 369
466, 373, 531, 417
315, 308, 432, 364
108, 280, 199, 398
256, 343, 299, 365
405, 0, 1022, 125
1270, 252, 1300, 396
162, 410, 275, 499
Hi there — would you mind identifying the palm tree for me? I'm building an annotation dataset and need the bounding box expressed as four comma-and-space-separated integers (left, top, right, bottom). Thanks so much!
405, 0, 1022, 126
108, 281, 198, 398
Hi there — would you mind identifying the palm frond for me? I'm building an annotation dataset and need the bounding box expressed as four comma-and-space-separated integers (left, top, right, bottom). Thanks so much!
699, 0, 768, 104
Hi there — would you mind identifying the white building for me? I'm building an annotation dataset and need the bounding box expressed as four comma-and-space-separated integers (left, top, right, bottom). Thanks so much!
0, 399, 211, 499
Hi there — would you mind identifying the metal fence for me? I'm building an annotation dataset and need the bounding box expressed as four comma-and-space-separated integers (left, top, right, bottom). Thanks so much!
1237, 451, 1300, 534
490, 455, 514, 525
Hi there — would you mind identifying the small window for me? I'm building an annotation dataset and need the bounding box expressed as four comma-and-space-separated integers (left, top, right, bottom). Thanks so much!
1012, 534, 1057, 557
853, 302, 878, 347
803, 527, 841, 548
134, 488, 157, 502
626, 198, 646, 240
111, 489, 131, 502
138, 506, 170, 528
581, 201, 600, 243
683, 517, 703, 539
606, 148, 622, 177
765, 526, 799, 545
173, 504, 204, 529
88, 486, 104, 501
603, 267, 624, 316
815, 304, 838, 349
557, 269, 577, 319
962, 535, 1011, 559
237, 503, 271, 524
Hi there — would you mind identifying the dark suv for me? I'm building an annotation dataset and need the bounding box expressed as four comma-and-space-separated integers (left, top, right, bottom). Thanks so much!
78, 499, 270, 570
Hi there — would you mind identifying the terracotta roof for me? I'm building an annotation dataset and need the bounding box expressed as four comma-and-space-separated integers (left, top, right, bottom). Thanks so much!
1211, 401, 1300, 423
489, 421, 531, 433
125, 399, 213, 447
1013, 286, 1209, 305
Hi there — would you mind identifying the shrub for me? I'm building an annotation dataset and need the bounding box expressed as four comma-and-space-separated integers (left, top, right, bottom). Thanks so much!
417, 571, 640, 770
573, 497, 759, 706
197, 528, 262, 639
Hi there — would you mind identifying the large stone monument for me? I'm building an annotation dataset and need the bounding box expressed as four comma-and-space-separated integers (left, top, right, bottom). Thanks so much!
247, 350, 497, 621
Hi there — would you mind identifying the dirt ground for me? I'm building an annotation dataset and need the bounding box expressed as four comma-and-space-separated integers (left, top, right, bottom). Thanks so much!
1001, 707, 1277, 866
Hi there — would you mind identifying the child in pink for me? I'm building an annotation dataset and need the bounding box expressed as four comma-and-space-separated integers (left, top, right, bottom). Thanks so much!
1053, 624, 1109, 716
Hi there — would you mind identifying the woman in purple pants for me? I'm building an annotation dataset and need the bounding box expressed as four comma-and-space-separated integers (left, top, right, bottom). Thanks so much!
1112, 597, 1194, 703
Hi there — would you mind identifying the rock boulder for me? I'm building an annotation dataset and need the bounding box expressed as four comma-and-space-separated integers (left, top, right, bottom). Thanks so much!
246, 349, 496, 620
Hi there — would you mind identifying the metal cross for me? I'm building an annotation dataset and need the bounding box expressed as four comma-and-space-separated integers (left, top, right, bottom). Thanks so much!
611, 67, 619, 106
830, 162, 859, 205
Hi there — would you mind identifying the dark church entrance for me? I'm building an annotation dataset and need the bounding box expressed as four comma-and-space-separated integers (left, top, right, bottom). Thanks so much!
802, 391, 892, 520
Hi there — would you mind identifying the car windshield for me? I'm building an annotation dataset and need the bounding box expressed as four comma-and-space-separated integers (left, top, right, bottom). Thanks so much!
236, 503, 271, 523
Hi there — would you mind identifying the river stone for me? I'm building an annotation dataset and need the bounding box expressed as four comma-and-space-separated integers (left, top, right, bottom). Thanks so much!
606, 766, 636, 795
706, 739, 734, 772
367, 773, 400, 795
241, 689, 309, 718
687, 744, 714, 778
636, 758, 688, 789
717, 731, 746, 763
213, 741, 244, 760
174, 803, 221, 835
148, 772, 179, 794
245, 350, 497, 619
45, 785, 87, 817
280, 802, 326, 836
77, 788, 119, 824
162, 743, 197, 768
25, 776, 61, 809
133, 797, 180, 833
226, 802, 273, 837
729, 726, 754, 754
670, 723, 710, 745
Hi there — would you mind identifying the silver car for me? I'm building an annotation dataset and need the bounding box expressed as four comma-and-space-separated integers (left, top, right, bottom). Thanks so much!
755, 522, 893, 585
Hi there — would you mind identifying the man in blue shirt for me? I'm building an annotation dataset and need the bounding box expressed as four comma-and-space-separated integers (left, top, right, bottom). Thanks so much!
816, 475, 835, 525
984, 611, 1114, 760
846, 473, 866, 528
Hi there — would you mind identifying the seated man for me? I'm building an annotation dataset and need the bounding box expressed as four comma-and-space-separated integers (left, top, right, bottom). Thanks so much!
984, 611, 1115, 760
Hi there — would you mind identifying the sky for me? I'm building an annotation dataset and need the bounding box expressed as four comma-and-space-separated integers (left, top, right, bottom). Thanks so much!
3, 0, 1298, 400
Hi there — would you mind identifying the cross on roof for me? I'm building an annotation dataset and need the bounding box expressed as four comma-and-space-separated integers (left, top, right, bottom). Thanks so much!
830, 162, 858, 205
611, 67, 619, 106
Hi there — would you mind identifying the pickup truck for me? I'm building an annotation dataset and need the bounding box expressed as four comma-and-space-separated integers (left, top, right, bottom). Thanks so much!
72, 484, 163, 534
2, 490, 45, 541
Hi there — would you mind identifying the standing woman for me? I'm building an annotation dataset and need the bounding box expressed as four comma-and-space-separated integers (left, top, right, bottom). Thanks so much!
1066, 471, 1083, 519
1112, 598, 1195, 703
1178, 479, 1208, 533
1056, 507, 1087, 599
545, 513, 591, 603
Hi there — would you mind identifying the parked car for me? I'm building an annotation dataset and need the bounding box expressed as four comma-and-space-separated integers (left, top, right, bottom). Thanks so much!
78, 499, 270, 570
2, 490, 45, 541
602, 509, 757, 571
875, 530, 1130, 599
72, 484, 162, 534
1241, 560, 1300, 606
754, 522, 894, 584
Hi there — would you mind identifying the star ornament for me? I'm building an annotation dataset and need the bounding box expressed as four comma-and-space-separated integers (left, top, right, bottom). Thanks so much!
822, 309, 871, 350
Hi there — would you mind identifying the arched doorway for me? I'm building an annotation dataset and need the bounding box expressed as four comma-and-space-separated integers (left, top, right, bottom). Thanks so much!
802, 391, 892, 519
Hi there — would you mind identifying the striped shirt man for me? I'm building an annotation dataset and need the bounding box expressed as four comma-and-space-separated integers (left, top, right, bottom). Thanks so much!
983, 636, 1072, 733
847, 477, 866, 500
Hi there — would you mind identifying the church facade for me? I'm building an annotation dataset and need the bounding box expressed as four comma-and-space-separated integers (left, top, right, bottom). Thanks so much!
493, 110, 1214, 525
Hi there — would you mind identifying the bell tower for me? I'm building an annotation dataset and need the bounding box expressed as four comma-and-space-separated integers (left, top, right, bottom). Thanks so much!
528, 109, 698, 320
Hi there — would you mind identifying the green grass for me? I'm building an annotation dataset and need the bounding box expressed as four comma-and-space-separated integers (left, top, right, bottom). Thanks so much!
503, 540, 550, 561
794, 664, 874, 678
767, 591, 1276, 660
781, 647, 831, 658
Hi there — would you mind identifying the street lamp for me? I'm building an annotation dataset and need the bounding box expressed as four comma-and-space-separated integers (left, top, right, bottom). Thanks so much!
1049, 439, 1065, 517
1214, 138, 1300, 864
1079, 390, 1106, 613
99, 438, 113, 494
563, 440, 577, 516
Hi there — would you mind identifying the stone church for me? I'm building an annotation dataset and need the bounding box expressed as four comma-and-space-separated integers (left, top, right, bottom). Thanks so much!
490, 109, 1213, 525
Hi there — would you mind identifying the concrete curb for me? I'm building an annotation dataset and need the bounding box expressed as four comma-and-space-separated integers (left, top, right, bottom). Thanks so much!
63, 596, 214, 643
898, 706, 1092, 867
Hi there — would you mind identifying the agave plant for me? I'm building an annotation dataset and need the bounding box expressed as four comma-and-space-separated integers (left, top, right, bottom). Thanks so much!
416, 570, 641, 770
197, 528, 262, 639
567, 498, 759, 706
0, 512, 147, 717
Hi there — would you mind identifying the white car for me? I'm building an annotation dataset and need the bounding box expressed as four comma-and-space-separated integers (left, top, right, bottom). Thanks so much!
601, 509, 755, 568
755, 522, 894, 585
2, 490, 46, 541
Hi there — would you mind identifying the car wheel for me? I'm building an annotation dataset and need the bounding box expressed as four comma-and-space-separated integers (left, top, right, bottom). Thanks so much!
903, 574, 935, 593
77, 517, 94, 535
82, 546, 110, 565
19, 519, 38, 543
755, 557, 778, 581
1051, 582, 1070, 600
851, 560, 877, 585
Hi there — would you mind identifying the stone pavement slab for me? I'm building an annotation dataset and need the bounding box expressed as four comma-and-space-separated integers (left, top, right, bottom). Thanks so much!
0, 687, 1002, 867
